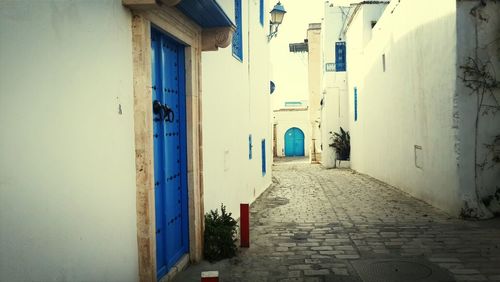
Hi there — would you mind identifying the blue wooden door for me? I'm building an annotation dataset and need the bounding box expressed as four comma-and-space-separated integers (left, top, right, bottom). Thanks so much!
284, 128, 305, 156
151, 28, 189, 280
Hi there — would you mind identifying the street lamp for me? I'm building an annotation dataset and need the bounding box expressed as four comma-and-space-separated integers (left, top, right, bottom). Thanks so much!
268, 1, 286, 41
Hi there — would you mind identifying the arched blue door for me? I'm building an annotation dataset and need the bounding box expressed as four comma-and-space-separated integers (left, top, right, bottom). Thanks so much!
284, 127, 305, 156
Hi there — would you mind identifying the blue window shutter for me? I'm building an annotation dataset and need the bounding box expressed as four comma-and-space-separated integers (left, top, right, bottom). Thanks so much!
261, 139, 266, 175
232, 0, 243, 61
354, 87, 358, 121
259, 0, 264, 26
249, 134, 252, 159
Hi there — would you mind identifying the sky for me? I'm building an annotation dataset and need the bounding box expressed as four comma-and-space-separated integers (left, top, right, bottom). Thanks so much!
269, 0, 354, 110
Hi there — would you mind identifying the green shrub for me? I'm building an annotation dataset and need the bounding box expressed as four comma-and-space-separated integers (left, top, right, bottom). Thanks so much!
329, 127, 351, 160
204, 204, 238, 262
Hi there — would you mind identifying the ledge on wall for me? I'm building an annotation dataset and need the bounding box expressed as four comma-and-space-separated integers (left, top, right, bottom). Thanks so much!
123, 0, 181, 9
123, 0, 235, 51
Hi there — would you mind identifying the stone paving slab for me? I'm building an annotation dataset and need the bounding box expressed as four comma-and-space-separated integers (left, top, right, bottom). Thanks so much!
173, 161, 500, 282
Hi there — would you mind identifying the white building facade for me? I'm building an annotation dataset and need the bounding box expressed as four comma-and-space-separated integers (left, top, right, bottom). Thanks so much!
307, 23, 323, 163
273, 102, 311, 158
319, 1, 351, 168
0, 0, 269, 281
338, 0, 500, 217
202, 0, 273, 220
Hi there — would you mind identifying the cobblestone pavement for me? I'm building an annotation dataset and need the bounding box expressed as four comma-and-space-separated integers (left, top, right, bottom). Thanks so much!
174, 160, 500, 282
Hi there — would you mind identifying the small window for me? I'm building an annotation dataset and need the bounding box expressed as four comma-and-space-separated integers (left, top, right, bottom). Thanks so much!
259, 0, 264, 26
354, 87, 358, 122
232, 0, 243, 61
382, 54, 386, 72
261, 139, 266, 175
248, 134, 252, 159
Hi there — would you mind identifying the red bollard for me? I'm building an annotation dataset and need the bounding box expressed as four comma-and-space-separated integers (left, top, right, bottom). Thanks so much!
201, 271, 219, 282
240, 203, 249, 248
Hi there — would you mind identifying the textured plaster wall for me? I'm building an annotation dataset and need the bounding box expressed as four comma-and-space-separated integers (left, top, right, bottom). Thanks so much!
321, 87, 348, 167
455, 1, 500, 216
307, 25, 323, 160
346, 1, 465, 215
0, 1, 138, 281
202, 0, 272, 219
320, 2, 350, 168
273, 109, 311, 157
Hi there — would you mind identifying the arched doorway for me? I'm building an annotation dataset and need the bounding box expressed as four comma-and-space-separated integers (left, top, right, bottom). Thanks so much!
284, 127, 305, 156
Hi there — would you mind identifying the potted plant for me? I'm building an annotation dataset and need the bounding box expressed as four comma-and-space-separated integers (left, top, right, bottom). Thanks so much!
329, 127, 350, 163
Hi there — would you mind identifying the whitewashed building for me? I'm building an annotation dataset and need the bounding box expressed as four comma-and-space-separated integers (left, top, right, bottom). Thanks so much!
0, 0, 272, 281
202, 0, 273, 220
279, 24, 323, 162
319, 1, 352, 168
307, 23, 323, 163
273, 101, 310, 157
339, 0, 500, 218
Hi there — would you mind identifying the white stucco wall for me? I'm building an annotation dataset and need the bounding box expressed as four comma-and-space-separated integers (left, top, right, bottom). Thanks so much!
202, 0, 272, 219
345, 1, 464, 215
321, 87, 345, 167
0, 1, 138, 281
455, 1, 500, 216
273, 109, 310, 157
320, 2, 350, 168
307, 25, 323, 161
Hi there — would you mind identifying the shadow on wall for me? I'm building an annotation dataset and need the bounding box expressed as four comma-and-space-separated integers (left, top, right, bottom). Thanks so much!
347, 2, 500, 218
456, 1, 500, 218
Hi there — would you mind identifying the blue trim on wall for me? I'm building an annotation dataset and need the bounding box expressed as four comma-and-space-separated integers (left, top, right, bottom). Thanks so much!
261, 139, 266, 175
177, 0, 235, 28
354, 87, 358, 122
232, 0, 243, 61
259, 0, 264, 26
249, 134, 252, 159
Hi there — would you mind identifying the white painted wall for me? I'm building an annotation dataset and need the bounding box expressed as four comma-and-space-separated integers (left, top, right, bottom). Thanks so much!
455, 1, 500, 216
320, 87, 344, 167
0, 1, 138, 281
346, 1, 465, 215
273, 109, 310, 157
202, 0, 272, 219
307, 24, 323, 161
320, 2, 350, 168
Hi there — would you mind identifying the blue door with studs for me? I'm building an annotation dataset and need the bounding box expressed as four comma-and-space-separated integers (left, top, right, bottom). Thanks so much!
151, 27, 189, 279
284, 127, 305, 157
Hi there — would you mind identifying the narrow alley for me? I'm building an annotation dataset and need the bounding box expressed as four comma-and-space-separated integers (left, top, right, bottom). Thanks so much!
175, 159, 500, 282
1, 1, 499, 281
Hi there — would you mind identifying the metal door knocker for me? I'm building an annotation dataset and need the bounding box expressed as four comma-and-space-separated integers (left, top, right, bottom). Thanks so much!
163, 105, 174, 123
153, 100, 175, 123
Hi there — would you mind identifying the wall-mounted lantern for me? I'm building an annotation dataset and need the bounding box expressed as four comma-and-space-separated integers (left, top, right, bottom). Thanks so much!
268, 1, 287, 41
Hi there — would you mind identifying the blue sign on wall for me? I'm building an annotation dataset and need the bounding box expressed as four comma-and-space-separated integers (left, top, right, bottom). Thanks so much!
335, 42, 346, 72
